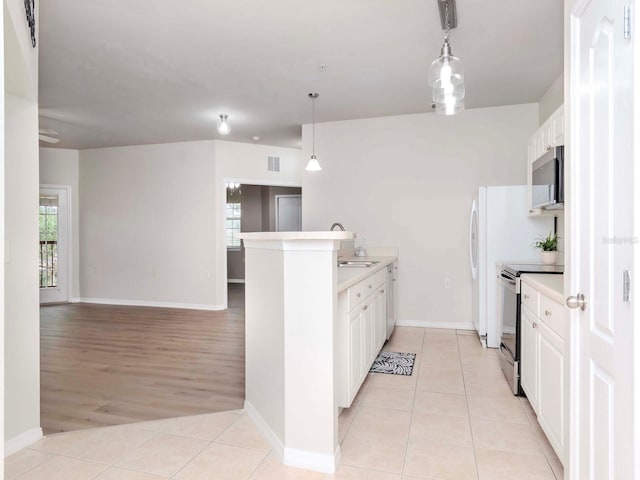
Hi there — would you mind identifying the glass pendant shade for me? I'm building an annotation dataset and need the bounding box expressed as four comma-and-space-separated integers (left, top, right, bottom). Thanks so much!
434, 99, 465, 116
217, 114, 231, 135
305, 155, 322, 172
429, 38, 465, 115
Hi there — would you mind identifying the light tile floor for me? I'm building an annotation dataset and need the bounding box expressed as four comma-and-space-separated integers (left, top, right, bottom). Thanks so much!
6, 327, 564, 480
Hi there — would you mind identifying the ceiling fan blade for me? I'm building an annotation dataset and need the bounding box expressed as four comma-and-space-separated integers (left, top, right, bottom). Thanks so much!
39, 134, 61, 144
38, 128, 58, 136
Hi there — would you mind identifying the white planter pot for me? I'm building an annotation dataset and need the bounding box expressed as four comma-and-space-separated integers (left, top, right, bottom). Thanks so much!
541, 251, 558, 265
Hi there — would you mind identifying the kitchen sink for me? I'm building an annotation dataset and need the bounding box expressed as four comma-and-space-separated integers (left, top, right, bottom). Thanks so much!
337, 260, 380, 268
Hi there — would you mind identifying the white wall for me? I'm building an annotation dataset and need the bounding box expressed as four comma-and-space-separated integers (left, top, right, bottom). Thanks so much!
539, 73, 564, 125
79, 141, 219, 308
5, 94, 40, 446
4, 0, 37, 102
0, 3, 4, 463
78, 140, 302, 309
302, 104, 538, 328
39, 148, 80, 300
4, 0, 42, 453
213, 141, 303, 306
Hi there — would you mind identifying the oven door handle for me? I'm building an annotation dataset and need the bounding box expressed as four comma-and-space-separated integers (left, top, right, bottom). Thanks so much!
498, 343, 515, 366
500, 273, 517, 286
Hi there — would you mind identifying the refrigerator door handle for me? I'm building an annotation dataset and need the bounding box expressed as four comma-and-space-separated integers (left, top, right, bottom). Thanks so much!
469, 200, 478, 280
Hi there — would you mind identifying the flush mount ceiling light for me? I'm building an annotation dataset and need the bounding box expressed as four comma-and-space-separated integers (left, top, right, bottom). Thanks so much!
217, 114, 231, 135
305, 93, 322, 172
428, 0, 465, 116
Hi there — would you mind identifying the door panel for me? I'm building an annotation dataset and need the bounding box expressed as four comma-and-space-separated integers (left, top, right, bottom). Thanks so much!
275, 195, 302, 232
570, 0, 634, 477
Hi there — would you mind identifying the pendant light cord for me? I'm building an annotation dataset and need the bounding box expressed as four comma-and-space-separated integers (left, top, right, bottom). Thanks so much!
443, 1, 451, 42
312, 96, 316, 157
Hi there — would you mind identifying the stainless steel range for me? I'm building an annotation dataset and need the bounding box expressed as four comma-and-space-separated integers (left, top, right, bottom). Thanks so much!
498, 263, 563, 395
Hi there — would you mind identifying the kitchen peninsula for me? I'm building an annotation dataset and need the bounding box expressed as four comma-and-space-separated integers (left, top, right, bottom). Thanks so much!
239, 231, 397, 474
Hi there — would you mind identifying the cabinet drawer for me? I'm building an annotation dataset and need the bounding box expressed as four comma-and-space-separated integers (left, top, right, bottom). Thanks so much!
363, 269, 386, 296
347, 282, 366, 310
347, 268, 387, 311
540, 295, 566, 340
521, 282, 539, 315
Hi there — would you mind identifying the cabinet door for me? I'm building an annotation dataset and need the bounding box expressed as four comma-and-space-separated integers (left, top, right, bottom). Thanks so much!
374, 284, 387, 353
348, 307, 364, 399
538, 320, 565, 461
552, 107, 564, 145
362, 299, 374, 368
520, 306, 539, 411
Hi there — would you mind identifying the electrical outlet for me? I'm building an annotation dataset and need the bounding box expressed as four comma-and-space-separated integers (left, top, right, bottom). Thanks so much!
444, 277, 452, 289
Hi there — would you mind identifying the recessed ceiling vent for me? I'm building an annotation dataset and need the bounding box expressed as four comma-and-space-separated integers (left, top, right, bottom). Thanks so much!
267, 156, 280, 172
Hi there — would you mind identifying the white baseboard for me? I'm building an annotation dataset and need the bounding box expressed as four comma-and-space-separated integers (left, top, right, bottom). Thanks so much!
5, 428, 43, 457
227, 279, 245, 284
396, 319, 475, 330
70, 297, 81, 303
244, 400, 340, 474
284, 446, 340, 474
78, 298, 226, 311
243, 400, 284, 460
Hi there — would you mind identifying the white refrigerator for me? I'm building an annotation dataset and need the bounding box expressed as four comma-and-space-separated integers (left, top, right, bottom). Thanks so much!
470, 186, 554, 348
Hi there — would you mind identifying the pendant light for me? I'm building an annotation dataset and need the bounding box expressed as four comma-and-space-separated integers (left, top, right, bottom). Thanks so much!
305, 93, 322, 172
217, 114, 231, 135
428, 0, 464, 115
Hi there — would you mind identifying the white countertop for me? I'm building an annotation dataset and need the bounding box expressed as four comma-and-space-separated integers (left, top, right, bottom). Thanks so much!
337, 256, 397, 291
521, 274, 565, 304
239, 231, 355, 240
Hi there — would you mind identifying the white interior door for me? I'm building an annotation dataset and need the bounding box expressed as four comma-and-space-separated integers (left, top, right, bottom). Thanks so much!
569, 0, 634, 478
39, 187, 70, 304
275, 195, 302, 232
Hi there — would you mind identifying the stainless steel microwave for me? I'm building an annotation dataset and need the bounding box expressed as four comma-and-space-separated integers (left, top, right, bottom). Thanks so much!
531, 145, 564, 209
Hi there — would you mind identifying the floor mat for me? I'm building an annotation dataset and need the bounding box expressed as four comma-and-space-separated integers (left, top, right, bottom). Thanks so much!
369, 351, 416, 376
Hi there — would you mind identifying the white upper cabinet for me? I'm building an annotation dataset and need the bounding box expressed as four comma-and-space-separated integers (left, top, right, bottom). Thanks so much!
527, 105, 564, 216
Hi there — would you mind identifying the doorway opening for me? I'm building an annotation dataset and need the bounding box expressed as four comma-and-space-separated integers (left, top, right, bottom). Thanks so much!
39, 185, 70, 304
224, 183, 302, 292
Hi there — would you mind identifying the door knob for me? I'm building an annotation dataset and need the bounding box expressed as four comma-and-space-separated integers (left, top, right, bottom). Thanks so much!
566, 293, 586, 311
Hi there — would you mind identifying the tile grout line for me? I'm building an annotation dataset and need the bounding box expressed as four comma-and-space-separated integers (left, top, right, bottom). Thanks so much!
398, 327, 425, 478
458, 331, 482, 480
520, 397, 563, 480
238, 448, 270, 480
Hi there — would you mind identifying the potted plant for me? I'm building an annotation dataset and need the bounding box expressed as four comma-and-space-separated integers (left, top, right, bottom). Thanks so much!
534, 232, 558, 265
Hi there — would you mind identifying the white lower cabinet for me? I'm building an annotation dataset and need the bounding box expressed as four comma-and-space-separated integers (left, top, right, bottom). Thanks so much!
520, 306, 538, 409
348, 307, 364, 398
339, 268, 388, 408
520, 281, 566, 464
537, 320, 565, 457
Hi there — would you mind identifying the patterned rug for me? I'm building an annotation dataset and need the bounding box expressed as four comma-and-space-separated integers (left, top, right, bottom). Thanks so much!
369, 351, 416, 376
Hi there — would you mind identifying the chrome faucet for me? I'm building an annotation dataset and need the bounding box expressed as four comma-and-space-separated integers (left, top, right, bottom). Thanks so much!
330, 222, 345, 231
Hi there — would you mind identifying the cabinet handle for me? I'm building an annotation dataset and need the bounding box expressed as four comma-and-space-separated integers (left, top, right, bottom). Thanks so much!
533, 322, 538, 328
546, 145, 553, 151
368, 284, 372, 289
363, 305, 368, 311
545, 310, 551, 316
524, 294, 529, 299
380, 289, 385, 294
356, 293, 361, 298
393, 278, 396, 282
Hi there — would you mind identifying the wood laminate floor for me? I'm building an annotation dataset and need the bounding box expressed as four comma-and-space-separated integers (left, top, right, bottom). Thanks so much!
40, 284, 246, 434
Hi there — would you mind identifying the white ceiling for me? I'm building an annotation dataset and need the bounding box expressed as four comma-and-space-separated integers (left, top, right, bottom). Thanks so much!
38, 0, 563, 150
